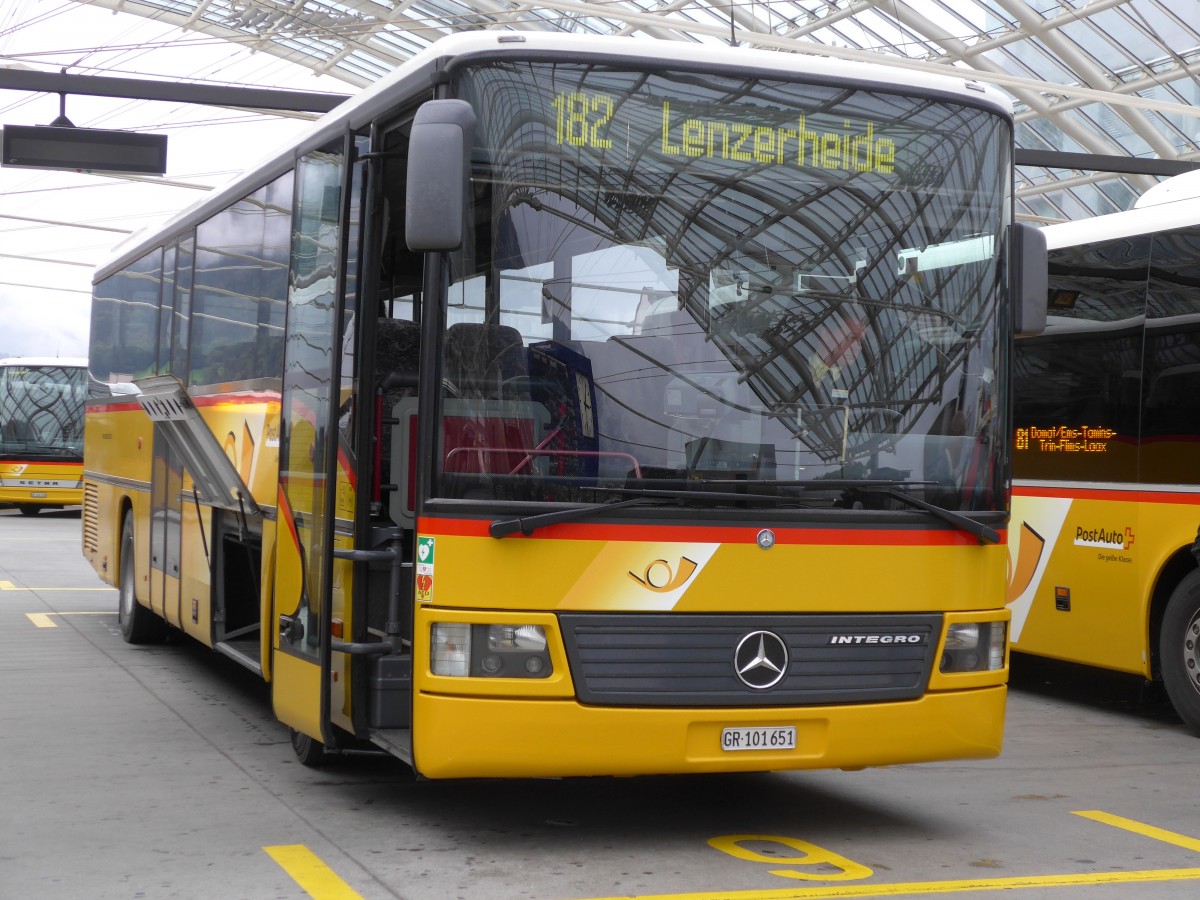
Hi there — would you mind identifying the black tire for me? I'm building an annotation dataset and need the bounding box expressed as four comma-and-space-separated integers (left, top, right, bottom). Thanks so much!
289, 728, 331, 767
17, 504, 40, 516
1159, 568, 1200, 734
117, 515, 166, 644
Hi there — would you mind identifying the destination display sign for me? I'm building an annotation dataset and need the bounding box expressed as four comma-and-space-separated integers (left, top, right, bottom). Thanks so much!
1015, 425, 1117, 454
551, 89, 898, 175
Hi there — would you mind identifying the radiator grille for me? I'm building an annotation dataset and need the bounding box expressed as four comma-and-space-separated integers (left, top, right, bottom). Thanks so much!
81, 481, 100, 556
559, 613, 941, 707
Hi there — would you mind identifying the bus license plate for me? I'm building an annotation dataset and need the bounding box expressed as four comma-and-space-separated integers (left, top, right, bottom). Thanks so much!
721, 726, 796, 752
31, 492, 47, 498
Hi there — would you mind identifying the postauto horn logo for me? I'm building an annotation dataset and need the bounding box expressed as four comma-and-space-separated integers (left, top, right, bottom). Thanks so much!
1073, 525, 1134, 551
628, 556, 699, 593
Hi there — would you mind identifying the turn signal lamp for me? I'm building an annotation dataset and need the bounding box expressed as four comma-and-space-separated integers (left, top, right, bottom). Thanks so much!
431, 623, 552, 678
431, 623, 470, 676
940, 621, 1006, 673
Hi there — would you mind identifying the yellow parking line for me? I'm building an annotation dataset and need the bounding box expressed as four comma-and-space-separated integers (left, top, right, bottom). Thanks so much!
1, 581, 114, 591
261, 812, 1200, 900
25, 612, 112, 628
264, 845, 365, 900
589, 812, 1200, 899
2, 585, 114, 592
586, 868, 1200, 899
1075, 810, 1200, 853
0, 537, 80, 542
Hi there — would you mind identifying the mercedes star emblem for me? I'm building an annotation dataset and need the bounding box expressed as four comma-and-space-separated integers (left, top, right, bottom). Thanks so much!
734, 630, 789, 689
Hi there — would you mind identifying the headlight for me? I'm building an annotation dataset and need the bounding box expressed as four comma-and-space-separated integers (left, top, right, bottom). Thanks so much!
940, 621, 1006, 673
488, 624, 547, 652
431, 623, 552, 678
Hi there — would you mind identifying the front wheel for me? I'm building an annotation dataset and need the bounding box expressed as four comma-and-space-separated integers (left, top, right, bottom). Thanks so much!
1159, 568, 1200, 734
289, 728, 330, 767
117, 515, 165, 644
17, 504, 40, 516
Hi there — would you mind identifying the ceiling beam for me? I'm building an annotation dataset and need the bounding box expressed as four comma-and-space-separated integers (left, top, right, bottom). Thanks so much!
1015, 150, 1200, 176
0, 68, 350, 113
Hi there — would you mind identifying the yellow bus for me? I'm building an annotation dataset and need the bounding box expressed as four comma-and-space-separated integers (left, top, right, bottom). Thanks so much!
0, 356, 87, 515
1011, 171, 1200, 732
83, 32, 1045, 776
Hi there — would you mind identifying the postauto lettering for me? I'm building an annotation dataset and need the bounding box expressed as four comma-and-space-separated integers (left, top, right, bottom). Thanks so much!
1075, 526, 1127, 546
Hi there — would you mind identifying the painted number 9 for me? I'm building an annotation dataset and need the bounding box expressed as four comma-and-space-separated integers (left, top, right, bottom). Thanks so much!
553, 91, 614, 149
708, 835, 872, 882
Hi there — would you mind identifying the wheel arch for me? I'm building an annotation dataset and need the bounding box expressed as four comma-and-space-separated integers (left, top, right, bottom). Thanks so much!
116, 494, 136, 567
1149, 546, 1199, 681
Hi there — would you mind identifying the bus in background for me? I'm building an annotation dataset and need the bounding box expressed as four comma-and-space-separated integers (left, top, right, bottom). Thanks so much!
0, 356, 87, 516
83, 32, 1044, 778
1011, 170, 1200, 733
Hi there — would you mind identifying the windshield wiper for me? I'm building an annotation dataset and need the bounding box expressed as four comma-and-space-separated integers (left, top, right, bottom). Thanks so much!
857, 486, 999, 545
490, 482, 998, 543
489, 496, 670, 538
488, 485, 815, 538
676, 479, 998, 543
1, 447, 71, 459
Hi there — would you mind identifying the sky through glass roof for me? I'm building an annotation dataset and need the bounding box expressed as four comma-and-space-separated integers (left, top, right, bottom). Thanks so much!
65, 0, 1200, 223
1, 0, 1197, 355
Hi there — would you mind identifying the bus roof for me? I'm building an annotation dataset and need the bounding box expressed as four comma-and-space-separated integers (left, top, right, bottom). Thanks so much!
1042, 171, 1200, 251
1135, 169, 1200, 209
95, 31, 1012, 283
0, 357, 88, 368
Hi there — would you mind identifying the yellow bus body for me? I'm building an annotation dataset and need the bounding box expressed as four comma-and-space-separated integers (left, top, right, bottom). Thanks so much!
0, 357, 87, 512
408, 521, 1009, 776
1010, 485, 1199, 679
411, 690, 1005, 779
83, 393, 280, 648
85, 391, 1009, 775
0, 460, 83, 508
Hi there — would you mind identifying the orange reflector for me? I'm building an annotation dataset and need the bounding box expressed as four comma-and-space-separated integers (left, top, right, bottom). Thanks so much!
331, 618, 344, 638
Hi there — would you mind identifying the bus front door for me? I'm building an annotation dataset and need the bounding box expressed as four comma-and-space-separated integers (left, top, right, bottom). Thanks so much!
271, 143, 349, 753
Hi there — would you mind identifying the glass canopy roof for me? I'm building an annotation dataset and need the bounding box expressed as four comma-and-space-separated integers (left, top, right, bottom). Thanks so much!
67, 0, 1200, 223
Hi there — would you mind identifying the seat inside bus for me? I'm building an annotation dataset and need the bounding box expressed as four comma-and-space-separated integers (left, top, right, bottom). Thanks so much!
375, 316, 420, 519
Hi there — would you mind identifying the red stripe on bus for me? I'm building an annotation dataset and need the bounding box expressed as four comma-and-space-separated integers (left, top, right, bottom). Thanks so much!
1013, 484, 1200, 505
87, 400, 142, 413
193, 392, 280, 407
417, 516, 997, 546
3, 460, 81, 468
337, 445, 356, 490
88, 393, 280, 414
277, 488, 301, 547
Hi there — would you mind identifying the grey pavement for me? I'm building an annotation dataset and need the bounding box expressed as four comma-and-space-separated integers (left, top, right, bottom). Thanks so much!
2, 505, 1199, 900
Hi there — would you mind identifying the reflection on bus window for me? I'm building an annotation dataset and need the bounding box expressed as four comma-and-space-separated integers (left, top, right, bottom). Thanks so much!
435, 60, 1007, 512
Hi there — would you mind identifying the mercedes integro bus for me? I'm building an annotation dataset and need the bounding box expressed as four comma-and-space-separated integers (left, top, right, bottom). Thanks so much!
82, 32, 1045, 777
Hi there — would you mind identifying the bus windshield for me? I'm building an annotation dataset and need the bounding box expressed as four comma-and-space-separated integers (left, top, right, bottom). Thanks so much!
435, 61, 1010, 512
0, 363, 87, 460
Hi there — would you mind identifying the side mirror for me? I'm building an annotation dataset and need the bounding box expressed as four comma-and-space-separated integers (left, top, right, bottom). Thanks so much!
405, 99, 476, 253
1010, 221, 1047, 338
